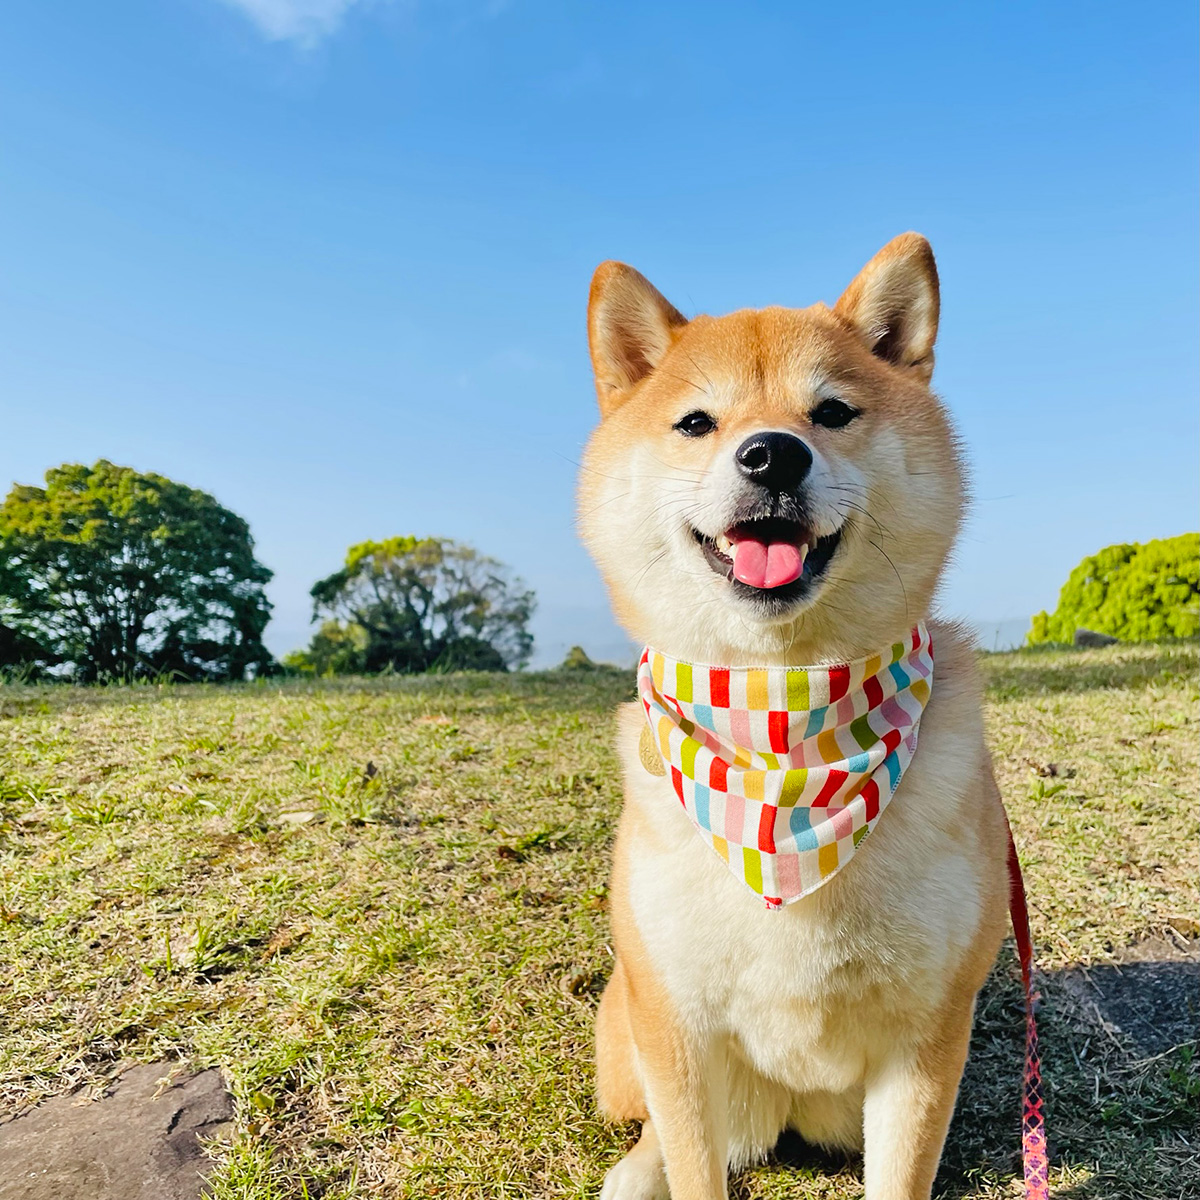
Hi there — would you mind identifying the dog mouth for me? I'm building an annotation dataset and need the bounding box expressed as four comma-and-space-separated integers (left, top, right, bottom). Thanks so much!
692, 517, 843, 602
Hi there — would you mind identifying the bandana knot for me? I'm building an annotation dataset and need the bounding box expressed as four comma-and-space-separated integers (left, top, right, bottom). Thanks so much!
637, 623, 934, 909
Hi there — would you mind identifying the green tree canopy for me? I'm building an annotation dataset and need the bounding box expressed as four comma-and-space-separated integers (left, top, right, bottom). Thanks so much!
292, 536, 535, 674
0, 460, 274, 681
1029, 533, 1199, 645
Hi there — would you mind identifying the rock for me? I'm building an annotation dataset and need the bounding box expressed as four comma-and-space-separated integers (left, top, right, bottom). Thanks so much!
1074, 628, 1119, 648
277, 810, 319, 825
0, 1063, 233, 1200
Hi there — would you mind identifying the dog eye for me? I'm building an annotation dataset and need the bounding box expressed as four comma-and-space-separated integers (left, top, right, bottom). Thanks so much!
674, 410, 717, 437
810, 399, 859, 429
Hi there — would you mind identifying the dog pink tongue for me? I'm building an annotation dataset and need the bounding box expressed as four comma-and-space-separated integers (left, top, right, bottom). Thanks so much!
731, 537, 804, 589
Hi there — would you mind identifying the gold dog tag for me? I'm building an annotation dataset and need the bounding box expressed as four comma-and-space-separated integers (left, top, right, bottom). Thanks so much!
639, 723, 666, 776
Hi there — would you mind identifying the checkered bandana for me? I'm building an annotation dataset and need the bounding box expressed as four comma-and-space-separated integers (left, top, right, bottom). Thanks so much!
637, 623, 933, 909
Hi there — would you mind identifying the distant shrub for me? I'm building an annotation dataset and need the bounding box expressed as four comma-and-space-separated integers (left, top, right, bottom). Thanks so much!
283, 620, 369, 675
1028, 533, 1199, 645
559, 645, 597, 670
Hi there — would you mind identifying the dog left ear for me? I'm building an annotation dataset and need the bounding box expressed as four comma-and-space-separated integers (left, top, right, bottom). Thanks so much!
834, 233, 940, 382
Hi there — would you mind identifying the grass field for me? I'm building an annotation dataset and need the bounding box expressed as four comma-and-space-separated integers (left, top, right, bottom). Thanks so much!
1, 642, 1196, 1199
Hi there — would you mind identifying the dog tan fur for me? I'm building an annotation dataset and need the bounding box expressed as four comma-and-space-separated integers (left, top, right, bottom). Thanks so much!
578, 235, 1009, 1199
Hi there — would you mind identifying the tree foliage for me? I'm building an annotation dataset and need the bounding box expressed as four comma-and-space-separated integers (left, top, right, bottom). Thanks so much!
291, 537, 535, 674
282, 619, 369, 677
0, 460, 274, 681
1028, 533, 1199, 645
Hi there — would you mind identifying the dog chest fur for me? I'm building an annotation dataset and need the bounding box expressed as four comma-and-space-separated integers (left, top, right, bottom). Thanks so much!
614, 622, 997, 1105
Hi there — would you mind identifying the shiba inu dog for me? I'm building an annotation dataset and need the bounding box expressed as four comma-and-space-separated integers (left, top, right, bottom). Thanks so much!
578, 235, 1010, 1199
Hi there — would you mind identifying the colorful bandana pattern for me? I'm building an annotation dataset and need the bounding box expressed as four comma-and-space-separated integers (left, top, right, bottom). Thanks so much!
637, 623, 933, 909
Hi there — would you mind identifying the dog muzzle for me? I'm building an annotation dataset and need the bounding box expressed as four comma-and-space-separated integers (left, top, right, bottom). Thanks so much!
636, 623, 934, 909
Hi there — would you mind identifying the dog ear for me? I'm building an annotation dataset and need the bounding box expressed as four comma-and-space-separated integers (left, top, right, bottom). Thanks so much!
588, 262, 688, 415
834, 234, 940, 382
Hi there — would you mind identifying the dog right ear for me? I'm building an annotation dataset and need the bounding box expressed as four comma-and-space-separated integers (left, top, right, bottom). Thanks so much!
588, 262, 687, 416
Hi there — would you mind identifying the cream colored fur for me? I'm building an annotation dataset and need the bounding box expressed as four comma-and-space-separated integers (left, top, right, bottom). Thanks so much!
578, 236, 1010, 1200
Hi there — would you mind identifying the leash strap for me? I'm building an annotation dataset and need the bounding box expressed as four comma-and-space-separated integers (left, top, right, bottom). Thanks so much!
1004, 817, 1050, 1198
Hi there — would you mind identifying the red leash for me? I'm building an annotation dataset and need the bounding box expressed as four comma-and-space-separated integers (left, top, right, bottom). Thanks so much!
1004, 816, 1051, 1198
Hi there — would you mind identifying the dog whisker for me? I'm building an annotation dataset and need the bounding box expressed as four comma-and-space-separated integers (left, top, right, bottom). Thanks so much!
866, 537, 909, 619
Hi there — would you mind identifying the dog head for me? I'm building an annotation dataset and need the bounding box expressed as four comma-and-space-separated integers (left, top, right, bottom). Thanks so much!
578, 234, 965, 665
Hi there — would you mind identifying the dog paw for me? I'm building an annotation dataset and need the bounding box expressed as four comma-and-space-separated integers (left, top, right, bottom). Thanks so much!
599, 1154, 669, 1200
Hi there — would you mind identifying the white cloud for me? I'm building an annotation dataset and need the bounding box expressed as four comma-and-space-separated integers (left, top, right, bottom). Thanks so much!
217, 0, 374, 45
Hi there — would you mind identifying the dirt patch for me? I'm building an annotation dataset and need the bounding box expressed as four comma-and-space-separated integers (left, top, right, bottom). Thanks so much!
0, 1063, 232, 1200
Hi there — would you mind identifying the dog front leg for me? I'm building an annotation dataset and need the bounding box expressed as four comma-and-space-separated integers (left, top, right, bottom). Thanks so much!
635, 1018, 728, 1200
861, 1003, 975, 1200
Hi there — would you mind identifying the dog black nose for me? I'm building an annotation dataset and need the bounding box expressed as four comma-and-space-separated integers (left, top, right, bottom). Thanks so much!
734, 432, 813, 492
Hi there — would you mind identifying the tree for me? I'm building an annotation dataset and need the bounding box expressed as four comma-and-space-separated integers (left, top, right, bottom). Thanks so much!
295, 537, 535, 674
0, 461, 275, 681
1028, 533, 1199, 645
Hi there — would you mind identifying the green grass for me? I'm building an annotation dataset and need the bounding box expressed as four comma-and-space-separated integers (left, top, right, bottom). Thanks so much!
1, 643, 1196, 1198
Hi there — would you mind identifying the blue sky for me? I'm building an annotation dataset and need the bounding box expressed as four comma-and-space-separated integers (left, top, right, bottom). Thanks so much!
2, 1, 1196, 665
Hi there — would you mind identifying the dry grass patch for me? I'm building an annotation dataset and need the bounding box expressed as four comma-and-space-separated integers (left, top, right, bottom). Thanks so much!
1, 643, 1195, 1198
